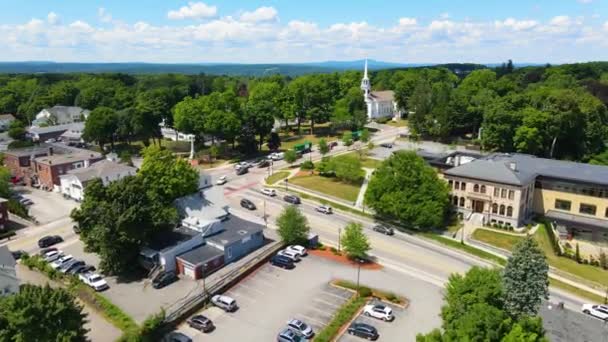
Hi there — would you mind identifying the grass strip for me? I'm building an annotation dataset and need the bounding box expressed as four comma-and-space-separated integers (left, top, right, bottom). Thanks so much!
420, 233, 507, 266
549, 278, 606, 304
266, 171, 290, 185
74, 284, 139, 333
313, 295, 367, 342
287, 189, 375, 219
333, 279, 406, 306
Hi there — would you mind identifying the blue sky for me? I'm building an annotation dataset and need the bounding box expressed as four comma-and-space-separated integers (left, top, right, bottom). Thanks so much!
0, 0, 606, 63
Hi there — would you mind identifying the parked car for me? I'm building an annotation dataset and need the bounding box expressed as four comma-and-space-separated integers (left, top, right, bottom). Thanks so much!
278, 249, 301, 262
315, 205, 332, 214
211, 294, 238, 312
51, 255, 73, 269
380, 142, 393, 148
43, 250, 63, 263
283, 195, 301, 205
62, 260, 85, 274
19, 198, 33, 206
67, 264, 90, 275
277, 328, 303, 342
257, 159, 270, 168
57, 258, 79, 272
216, 175, 228, 185
10, 250, 25, 260
79, 272, 109, 291
39, 247, 57, 256
235, 161, 251, 169
286, 318, 314, 339
187, 314, 214, 333
329, 141, 339, 149
38, 235, 63, 248
372, 224, 394, 236
286, 245, 307, 257
363, 303, 394, 321
163, 332, 192, 342
270, 255, 295, 269
78, 265, 96, 274
240, 198, 256, 210
73, 225, 81, 234
271, 152, 285, 161
236, 167, 249, 175
347, 322, 379, 340
582, 304, 608, 320
261, 188, 277, 197
152, 271, 178, 289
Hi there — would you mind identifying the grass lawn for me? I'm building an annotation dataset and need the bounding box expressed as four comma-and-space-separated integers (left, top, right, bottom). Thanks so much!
333, 151, 383, 169
289, 174, 361, 202
266, 171, 290, 185
386, 119, 408, 127
472, 229, 524, 251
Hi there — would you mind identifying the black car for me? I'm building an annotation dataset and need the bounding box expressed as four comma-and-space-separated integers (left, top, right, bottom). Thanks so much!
73, 225, 81, 234
38, 235, 63, 248
187, 314, 214, 332
62, 260, 85, 273
347, 322, 379, 340
270, 255, 295, 269
372, 224, 394, 235
10, 250, 25, 260
283, 195, 301, 205
257, 159, 270, 168
236, 167, 249, 175
69, 264, 96, 275
380, 143, 393, 148
240, 198, 256, 210
152, 271, 178, 289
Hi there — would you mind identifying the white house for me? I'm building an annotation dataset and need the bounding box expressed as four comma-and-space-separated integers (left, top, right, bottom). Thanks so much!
0, 246, 18, 297
59, 160, 137, 201
361, 60, 401, 120
0, 114, 15, 131
33, 106, 90, 126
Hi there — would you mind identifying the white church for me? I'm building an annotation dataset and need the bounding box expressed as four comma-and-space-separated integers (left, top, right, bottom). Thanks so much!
360, 60, 401, 121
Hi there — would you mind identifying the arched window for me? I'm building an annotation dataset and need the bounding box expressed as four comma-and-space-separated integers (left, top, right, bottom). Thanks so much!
507, 206, 513, 217
492, 203, 498, 214
480, 185, 486, 194
474, 184, 479, 192
452, 196, 458, 205
499, 205, 506, 216
459, 197, 465, 207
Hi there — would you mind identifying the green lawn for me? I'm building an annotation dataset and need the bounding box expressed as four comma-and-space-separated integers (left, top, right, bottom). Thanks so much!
333, 151, 383, 169
386, 119, 408, 127
289, 174, 361, 202
472, 229, 524, 251
266, 171, 290, 185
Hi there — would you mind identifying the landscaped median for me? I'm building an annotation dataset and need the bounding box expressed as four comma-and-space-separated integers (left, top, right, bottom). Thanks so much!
266, 171, 290, 185
313, 280, 408, 342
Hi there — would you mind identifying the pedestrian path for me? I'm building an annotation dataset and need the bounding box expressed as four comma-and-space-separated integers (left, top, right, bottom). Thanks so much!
355, 168, 374, 209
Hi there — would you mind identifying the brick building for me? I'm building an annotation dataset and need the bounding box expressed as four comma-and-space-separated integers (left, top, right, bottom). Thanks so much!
32, 150, 103, 191
3, 145, 53, 185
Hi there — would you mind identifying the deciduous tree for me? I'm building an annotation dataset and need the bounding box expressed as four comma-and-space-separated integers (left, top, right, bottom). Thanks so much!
341, 222, 370, 259
276, 206, 310, 245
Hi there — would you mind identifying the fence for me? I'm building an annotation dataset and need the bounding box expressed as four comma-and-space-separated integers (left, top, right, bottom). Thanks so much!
163, 241, 283, 324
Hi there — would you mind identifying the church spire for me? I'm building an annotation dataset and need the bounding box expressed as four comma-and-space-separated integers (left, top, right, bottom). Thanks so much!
364, 59, 368, 79
360, 59, 370, 96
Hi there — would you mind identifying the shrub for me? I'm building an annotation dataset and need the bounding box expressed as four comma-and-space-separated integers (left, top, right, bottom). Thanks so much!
300, 160, 314, 170
314, 296, 367, 342
7, 199, 29, 218
329, 247, 337, 253
357, 286, 372, 297
0, 230, 16, 240
600, 251, 608, 270
385, 292, 398, 303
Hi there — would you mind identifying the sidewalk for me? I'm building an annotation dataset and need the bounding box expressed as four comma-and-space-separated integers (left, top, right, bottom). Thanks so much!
355, 168, 374, 209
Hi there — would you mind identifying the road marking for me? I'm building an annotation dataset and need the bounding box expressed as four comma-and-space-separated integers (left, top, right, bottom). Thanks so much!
296, 313, 327, 327
378, 257, 447, 287
224, 181, 259, 196
322, 289, 352, 301
233, 282, 264, 295
313, 297, 342, 309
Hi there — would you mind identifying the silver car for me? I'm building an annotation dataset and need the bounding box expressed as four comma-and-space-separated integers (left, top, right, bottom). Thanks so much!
287, 319, 314, 339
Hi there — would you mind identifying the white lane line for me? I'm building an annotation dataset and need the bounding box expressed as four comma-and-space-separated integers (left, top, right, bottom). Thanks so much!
313, 297, 341, 309
378, 257, 447, 288
322, 289, 352, 301
233, 282, 264, 295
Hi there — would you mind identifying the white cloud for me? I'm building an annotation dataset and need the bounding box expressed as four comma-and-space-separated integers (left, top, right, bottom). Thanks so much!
398, 17, 417, 27
240, 6, 278, 23
168, 2, 217, 20
98, 7, 113, 23
439, 12, 450, 19
495, 18, 538, 31
47, 12, 60, 25
69, 20, 93, 32
578, 0, 593, 4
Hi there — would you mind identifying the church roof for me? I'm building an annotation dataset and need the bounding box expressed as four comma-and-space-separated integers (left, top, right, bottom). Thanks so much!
370, 90, 394, 102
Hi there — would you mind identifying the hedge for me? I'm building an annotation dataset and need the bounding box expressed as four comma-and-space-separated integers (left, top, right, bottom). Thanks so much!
313, 296, 367, 342
333, 279, 405, 305
0, 230, 16, 240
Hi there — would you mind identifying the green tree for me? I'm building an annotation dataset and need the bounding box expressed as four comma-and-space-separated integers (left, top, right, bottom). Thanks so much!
83, 106, 118, 150
0, 284, 88, 341
589, 150, 608, 166
318, 138, 329, 156
332, 155, 363, 184
342, 131, 353, 146
502, 237, 549, 318
276, 206, 310, 245
284, 150, 297, 165
365, 151, 450, 230
7, 120, 26, 140
341, 222, 370, 259
360, 129, 370, 143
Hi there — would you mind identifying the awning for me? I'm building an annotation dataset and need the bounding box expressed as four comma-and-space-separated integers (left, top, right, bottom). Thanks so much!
545, 210, 608, 230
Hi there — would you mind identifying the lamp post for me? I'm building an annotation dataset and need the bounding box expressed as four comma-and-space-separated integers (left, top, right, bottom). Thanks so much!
203, 263, 208, 300
356, 259, 363, 295
338, 227, 342, 252
285, 178, 288, 192
263, 199, 267, 229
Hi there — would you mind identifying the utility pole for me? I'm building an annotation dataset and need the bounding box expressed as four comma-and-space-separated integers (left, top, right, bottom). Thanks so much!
338, 227, 342, 252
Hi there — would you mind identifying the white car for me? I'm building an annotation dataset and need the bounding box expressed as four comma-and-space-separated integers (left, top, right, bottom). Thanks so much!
211, 294, 238, 312
79, 272, 109, 291
582, 304, 608, 320
315, 205, 333, 214
216, 176, 228, 185
43, 250, 62, 262
51, 255, 73, 269
271, 152, 284, 161
261, 188, 276, 197
286, 245, 307, 257
363, 303, 394, 321
235, 161, 251, 169
278, 249, 301, 262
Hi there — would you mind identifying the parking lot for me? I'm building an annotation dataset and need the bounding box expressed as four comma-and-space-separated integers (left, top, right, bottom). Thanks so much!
13, 186, 77, 224
176, 254, 353, 341
337, 301, 405, 342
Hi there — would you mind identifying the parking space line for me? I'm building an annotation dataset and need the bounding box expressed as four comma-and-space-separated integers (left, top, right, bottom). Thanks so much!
233, 282, 264, 295
322, 289, 353, 301
313, 297, 341, 309
296, 313, 327, 328
306, 306, 334, 319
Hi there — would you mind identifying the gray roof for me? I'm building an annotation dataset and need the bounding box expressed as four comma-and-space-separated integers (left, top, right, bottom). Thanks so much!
370, 90, 394, 102
444, 153, 608, 186
63, 160, 136, 183
5, 145, 53, 158
177, 244, 224, 266
28, 122, 84, 135
46, 106, 89, 117
0, 114, 15, 121
34, 150, 102, 166
175, 185, 229, 221
541, 302, 604, 342
0, 246, 16, 268
206, 215, 264, 246
147, 226, 201, 253
545, 210, 607, 230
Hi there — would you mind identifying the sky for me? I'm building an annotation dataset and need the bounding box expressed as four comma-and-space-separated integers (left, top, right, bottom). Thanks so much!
0, 0, 607, 64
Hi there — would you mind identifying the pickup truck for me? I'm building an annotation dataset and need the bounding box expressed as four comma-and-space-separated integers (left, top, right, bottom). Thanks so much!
79, 272, 109, 291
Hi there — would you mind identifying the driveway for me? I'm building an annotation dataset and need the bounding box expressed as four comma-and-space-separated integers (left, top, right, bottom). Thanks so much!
13, 186, 78, 224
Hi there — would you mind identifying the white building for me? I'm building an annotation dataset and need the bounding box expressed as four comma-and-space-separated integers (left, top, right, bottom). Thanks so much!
0, 246, 18, 297
33, 106, 90, 127
0, 114, 15, 131
59, 160, 137, 201
361, 60, 400, 120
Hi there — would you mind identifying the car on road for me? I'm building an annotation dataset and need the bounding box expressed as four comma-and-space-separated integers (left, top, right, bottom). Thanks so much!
315, 205, 332, 214
261, 188, 276, 197
257, 159, 270, 168
286, 319, 314, 339
372, 224, 394, 236
211, 294, 238, 312
236, 167, 249, 175
38, 235, 63, 248
152, 271, 178, 289
283, 195, 301, 205
216, 175, 228, 185
363, 303, 394, 321
582, 304, 608, 320
277, 328, 303, 342
278, 249, 301, 262
286, 245, 307, 257
347, 322, 379, 340
380, 142, 393, 148
187, 314, 214, 333
10, 250, 25, 260
51, 255, 73, 269
329, 141, 339, 149
79, 272, 109, 292
270, 255, 295, 269
240, 198, 256, 210
163, 332, 192, 342
270, 152, 285, 161
235, 161, 251, 169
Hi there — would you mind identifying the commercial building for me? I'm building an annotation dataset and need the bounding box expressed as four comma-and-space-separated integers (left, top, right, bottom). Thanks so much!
3, 145, 54, 184
32, 149, 103, 191
438, 152, 608, 239
59, 160, 137, 201
0, 246, 18, 296
0, 198, 8, 231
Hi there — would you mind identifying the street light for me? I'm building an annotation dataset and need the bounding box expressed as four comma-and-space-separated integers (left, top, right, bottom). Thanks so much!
338, 227, 342, 252
203, 263, 208, 300
285, 178, 289, 192
356, 259, 364, 296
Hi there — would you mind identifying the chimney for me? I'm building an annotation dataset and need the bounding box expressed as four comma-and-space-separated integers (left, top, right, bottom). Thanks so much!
509, 162, 517, 171
84, 159, 90, 168
454, 155, 461, 167
48, 147, 53, 156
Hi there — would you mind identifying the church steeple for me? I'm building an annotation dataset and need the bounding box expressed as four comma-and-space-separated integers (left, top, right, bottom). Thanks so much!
360, 59, 370, 96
